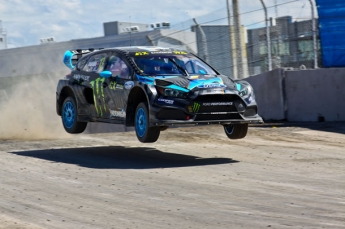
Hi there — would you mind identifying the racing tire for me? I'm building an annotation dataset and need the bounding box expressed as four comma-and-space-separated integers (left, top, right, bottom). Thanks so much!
160, 126, 169, 131
135, 102, 160, 143
223, 123, 248, 139
61, 96, 87, 134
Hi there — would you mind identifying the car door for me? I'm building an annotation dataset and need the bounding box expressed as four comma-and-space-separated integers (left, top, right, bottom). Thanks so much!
102, 53, 134, 122
79, 51, 109, 118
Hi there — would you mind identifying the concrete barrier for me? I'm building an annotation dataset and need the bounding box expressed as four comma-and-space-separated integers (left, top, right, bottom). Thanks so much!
247, 68, 345, 122
285, 68, 345, 122
246, 68, 285, 121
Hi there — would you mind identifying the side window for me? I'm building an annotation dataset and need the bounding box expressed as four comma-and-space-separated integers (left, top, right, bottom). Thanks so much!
77, 58, 87, 70
83, 53, 107, 73
185, 61, 195, 74
106, 55, 130, 79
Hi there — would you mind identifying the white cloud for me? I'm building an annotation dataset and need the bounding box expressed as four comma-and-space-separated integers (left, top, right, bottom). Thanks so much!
0, 0, 316, 47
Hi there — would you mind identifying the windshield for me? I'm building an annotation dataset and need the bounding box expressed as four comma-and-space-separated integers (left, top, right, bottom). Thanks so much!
132, 54, 217, 76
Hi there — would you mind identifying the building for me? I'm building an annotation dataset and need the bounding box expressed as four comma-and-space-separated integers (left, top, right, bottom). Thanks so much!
247, 16, 320, 76
192, 25, 249, 79
192, 25, 233, 78
0, 20, 7, 50
103, 21, 151, 36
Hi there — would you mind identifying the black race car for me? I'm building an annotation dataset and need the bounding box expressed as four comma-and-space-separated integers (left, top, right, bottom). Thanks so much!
56, 46, 263, 142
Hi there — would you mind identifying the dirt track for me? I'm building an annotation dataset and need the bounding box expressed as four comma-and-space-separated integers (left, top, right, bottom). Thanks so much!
0, 123, 344, 229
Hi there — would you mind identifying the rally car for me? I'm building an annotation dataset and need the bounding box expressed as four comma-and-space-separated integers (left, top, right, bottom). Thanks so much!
56, 46, 263, 143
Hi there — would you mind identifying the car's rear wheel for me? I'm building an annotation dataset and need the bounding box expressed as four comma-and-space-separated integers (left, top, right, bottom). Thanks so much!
135, 102, 160, 143
223, 123, 248, 139
62, 97, 87, 134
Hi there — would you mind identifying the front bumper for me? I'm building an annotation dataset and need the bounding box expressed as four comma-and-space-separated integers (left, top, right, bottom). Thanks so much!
149, 94, 264, 127
150, 116, 263, 127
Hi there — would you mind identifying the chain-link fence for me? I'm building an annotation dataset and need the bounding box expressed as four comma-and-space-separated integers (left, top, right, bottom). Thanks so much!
143, 0, 319, 79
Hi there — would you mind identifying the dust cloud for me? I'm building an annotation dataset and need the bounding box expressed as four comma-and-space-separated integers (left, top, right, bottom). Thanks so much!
0, 74, 70, 140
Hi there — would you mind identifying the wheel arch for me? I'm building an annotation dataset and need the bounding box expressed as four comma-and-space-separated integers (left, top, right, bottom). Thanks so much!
126, 86, 149, 126
57, 86, 76, 116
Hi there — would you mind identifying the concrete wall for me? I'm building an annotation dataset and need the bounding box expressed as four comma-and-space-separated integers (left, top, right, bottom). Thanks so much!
247, 68, 345, 122
245, 68, 285, 121
285, 68, 345, 122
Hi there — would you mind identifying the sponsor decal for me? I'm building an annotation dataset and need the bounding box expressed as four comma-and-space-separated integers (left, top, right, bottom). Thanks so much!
158, 98, 174, 105
197, 83, 226, 89
199, 89, 225, 95
173, 51, 188, 55
202, 102, 233, 106
90, 78, 106, 116
124, 81, 134, 90
211, 112, 227, 115
150, 51, 173, 54
87, 61, 98, 67
188, 75, 199, 80
115, 84, 124, 89
192, 102, 201, 113
137, 76, 155, 84
73, 74, 90, 82
135, 52, 149, 56
109, 109, 126, 118
98, 57, 106, 70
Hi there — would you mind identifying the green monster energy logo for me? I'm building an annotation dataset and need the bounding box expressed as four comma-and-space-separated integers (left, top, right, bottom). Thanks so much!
192, 102, 201, 113
109, 81, 116, 90
90, 78, 107, 116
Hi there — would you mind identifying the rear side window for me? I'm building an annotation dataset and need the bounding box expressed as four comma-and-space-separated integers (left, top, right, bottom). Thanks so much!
77, 58, 87, 70
83, 53, 108, 73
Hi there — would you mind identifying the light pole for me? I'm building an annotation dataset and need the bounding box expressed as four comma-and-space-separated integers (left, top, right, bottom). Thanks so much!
308, 0, 318, 69
227, 0, 237, 79
260, 0, 272, 71
193, 18, 209, 63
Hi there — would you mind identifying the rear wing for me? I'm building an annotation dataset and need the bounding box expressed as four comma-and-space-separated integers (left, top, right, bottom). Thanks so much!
63, 48, 103, 70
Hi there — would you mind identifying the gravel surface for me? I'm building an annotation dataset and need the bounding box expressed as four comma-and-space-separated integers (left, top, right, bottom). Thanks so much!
0, 123, 344, 229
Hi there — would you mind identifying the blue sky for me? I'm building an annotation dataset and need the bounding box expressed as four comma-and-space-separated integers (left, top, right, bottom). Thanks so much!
0, 0, 316, 48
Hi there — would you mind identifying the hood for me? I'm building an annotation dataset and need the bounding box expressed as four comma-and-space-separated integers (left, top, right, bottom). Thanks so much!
154, 75, 236, 91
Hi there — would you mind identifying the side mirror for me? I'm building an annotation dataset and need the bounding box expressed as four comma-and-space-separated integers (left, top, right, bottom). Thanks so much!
100, 71, 112, 78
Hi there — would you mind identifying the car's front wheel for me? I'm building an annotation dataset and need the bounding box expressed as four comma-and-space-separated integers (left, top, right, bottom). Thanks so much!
62, 96, 87, 134
135, 102, 160, 143
223, 123, 248, 139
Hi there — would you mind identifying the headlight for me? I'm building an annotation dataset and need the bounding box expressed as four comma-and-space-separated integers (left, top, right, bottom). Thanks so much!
156, 86, 188, 98
163, 89, 187, 98
236, 82, 255, 101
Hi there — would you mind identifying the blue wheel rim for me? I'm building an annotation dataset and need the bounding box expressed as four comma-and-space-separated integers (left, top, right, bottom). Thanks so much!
136, 107, 146, 138
225, 124, 234, 134
62, 101, 75, 129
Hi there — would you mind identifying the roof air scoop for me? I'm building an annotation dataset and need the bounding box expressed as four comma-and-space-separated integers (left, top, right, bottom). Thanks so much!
63, 50, 76, 70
